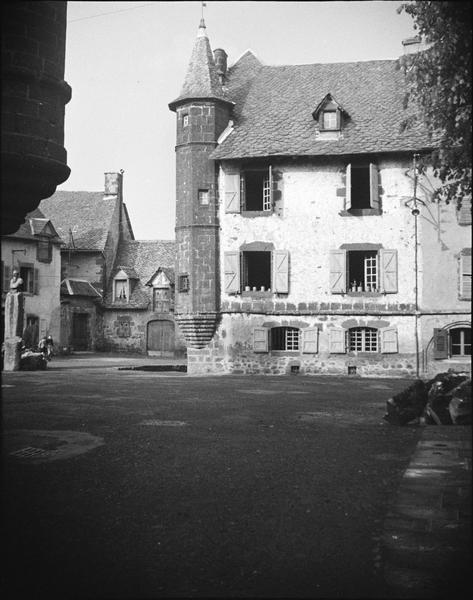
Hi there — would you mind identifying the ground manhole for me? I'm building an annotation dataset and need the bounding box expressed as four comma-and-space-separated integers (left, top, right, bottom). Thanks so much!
10, 446, 57, 459
140, 419, 188, 427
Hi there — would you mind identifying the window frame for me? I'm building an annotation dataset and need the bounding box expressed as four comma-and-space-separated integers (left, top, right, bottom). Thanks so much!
321, 110, 340, 131
271, 326, 300, 352
240, 166, 274, 214
224, 249, 289, 295
113, 278, 129, 302
178, 274, 189, 293
340, 163, 381, 216
19, 263, 38, 295
348, 327, 379, 353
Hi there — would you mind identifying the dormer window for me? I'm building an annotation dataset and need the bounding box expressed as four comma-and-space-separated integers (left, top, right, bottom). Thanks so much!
312, 94, 347, 133
114, 279, 128, 301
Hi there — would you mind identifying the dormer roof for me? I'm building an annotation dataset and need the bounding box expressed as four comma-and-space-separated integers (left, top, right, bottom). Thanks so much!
312, 93, 348, 121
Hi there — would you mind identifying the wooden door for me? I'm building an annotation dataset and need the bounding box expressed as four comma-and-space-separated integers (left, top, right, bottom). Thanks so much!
147, 320, 175, 356
72, 313, 89, 350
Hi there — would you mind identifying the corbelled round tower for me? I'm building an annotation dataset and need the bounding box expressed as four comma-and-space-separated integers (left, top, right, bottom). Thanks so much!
169, 19, 233, 349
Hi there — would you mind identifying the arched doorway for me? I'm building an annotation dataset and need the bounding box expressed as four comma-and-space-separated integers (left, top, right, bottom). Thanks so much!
147, 319, 175, 356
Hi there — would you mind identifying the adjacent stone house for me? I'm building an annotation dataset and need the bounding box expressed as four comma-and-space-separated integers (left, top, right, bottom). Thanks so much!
1, 208, 62, 347
102, 239, 185, 356
169, 20, 471, 377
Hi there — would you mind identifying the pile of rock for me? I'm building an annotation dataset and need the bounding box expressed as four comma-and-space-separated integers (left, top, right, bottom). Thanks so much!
384, 371, 471, 426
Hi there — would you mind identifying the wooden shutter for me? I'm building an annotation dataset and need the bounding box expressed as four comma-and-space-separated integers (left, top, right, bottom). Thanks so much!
224, 172, 241, 213
33, 269, 39, 295
457, 198, 471, 225
380, 328, 398, 353
302, 328, 319, 354
273, 250, 289, 293
345, 164, 352, 210
224, 251, 240, 294
369, 163, 380, 211
432, 328, 448, 359
2, 263, 11, 294
380, 249, 398, 293
329, 249, 347, 293
460, 252, 472, 299
253, 328, 269, 353
329, 328, 346, 353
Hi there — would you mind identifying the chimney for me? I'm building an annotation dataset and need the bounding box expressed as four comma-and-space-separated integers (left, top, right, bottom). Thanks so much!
402, 36, 422, 55
213, 48, 227, 83
104, 171, 123, 197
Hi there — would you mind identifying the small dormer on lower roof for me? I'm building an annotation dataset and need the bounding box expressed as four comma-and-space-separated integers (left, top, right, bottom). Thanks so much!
112, 267, 138, 303
146, 267, 175, 288
312, 93, 349, 137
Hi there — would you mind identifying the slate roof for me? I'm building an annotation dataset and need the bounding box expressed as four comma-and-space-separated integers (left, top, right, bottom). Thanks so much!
5, 207, 62, 243
61, 279, 102, 298
104, 240, 176, 309
211, 55, 435, 159
40, 191, 119, 251
169, 20, 232, 110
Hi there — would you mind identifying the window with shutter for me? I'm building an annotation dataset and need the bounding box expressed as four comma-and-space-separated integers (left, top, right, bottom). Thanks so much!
460, 251, 471, 300
2, 262, 11, 294
224, 172, 241, 213
343, 164, 381, 214
302, 328, 319, 353
457, 198, 472, 225
380, 328, 398, 353
272, 250, 289, 294
240, 167, 273, 213
19, 264, 35, 294
432, 328, 448, 359
329, 328, 346, 353
253, 328, 269, 353
33, 268, 39, 295
380, 249, 398, 293
224, 252, 240, 294
330, 249, 347, 294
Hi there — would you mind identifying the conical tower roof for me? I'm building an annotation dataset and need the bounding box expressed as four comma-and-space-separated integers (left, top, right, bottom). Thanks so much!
169, 19, 233, 111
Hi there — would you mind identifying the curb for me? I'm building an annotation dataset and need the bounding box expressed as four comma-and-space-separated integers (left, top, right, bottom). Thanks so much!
382, 426, 472, 598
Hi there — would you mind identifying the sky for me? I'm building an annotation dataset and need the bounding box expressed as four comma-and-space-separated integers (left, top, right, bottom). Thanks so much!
60, 1, 417, 240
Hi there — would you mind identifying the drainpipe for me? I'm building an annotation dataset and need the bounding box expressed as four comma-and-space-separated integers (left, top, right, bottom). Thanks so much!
409, 154, 421, 378
404, 154, 426, 378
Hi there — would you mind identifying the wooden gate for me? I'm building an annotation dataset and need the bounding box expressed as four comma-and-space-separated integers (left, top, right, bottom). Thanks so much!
147, 320, 175, 356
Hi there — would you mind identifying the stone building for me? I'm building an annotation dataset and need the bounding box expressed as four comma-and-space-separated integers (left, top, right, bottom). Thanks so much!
169, 19, 471, 377
40, 172, 183, 355
40, 172, 134, 351
1, 207, 62, 347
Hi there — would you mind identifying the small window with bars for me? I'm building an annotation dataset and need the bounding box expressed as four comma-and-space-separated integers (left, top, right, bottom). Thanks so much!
178, 274, 189, 293
271, 326, 300, 351
349, 327, 378, 353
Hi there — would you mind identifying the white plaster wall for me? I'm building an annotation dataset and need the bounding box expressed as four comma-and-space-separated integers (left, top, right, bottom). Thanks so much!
219, 158, 417, 306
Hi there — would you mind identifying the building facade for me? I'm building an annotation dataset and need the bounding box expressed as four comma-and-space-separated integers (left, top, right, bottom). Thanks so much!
1, 208, 62, 347
170, 20, 471, 377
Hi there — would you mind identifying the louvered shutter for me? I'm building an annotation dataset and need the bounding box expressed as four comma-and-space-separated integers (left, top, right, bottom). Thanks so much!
33, 269, 39, 295
329, 328, 346, 353
380, 249, 398, 293
2, 263, 11, 294
432, 328, 448, 359
273, 250, 289, 293
345, 164, 352, 210
370, 163, 380, 211
224, 172, 241, 213
329, 249, 347, 293
302, 328, 319, 354
460, 252, 472, 300
266, 165, 273, 212
380, 328, 398, 353
224, 251, 240, 294
457, 198, 472, 225
253, 328, 269, 353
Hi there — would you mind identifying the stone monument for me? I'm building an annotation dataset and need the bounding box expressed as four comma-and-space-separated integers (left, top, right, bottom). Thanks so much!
3, 270, 25, 371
